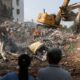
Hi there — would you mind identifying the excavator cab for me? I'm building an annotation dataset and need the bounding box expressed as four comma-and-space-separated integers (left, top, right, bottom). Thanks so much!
37, 12, 56, 28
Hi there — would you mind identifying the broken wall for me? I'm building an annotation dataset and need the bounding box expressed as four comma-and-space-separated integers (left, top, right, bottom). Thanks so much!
0, 0, 12, 22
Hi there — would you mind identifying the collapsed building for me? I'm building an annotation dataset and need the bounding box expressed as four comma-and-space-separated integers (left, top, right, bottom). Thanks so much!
0, 0, 12, 22
0, 0, 24, 23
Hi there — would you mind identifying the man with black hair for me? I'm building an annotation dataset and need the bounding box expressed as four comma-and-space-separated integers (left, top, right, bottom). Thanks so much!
37, 48, 71, 80
1, 54, 34, 80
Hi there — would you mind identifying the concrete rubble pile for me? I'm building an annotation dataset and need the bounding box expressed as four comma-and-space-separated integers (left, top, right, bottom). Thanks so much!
0, 21, 78, 58
0, 21, 34, 55
0, 20, 35, 76
36, 28, 77, 54
0, 21, 80, 80
24, 28, 78, 61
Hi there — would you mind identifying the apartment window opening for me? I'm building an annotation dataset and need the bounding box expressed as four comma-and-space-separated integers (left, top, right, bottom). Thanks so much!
16, 9, 20, 15
16, 0, 19, 6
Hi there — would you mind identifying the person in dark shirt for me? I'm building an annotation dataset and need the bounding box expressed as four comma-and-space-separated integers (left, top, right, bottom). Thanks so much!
1, 54, 34, 80
37, 48, 71, 80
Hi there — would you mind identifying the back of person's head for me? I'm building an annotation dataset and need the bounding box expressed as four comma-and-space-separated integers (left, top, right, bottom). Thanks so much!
47, 48, 62, 64
18, 54, 31, 68
18, 54, 31, 80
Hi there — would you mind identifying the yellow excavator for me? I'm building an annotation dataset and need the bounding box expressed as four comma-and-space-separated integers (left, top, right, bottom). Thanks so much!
37, 0, 80, 29
37, 0, 70, 28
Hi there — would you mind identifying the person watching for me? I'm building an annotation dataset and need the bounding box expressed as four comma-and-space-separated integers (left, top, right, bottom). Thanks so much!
1, 54, 34, 80
37, 48, 71, 80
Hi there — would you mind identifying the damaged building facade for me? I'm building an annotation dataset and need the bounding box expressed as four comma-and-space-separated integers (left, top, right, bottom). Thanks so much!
0, 0, 24, 23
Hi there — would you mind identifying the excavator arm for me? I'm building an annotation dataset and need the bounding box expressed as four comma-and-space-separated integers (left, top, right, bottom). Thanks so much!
37, 0, 71, 27
37, 0, 79, 29
75, 12, 80, 25
63, 0, 70, 7
61, 2, 80, 21
55, 0, 70, 25
68, 2, 80, 11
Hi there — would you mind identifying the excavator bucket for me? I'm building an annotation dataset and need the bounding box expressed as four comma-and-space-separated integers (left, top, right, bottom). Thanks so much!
28, 41, 44, 54
28, 41, 48, 61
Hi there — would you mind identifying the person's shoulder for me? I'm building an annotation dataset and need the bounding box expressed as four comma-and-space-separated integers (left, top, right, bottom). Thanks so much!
39, 67, 49, 73
6, 72, 17, 78
60, 68, 71, 79
60, 68, 70, 76
1, 72, 17, 80
29, 75, 35, 80
7, 72, 16, 76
